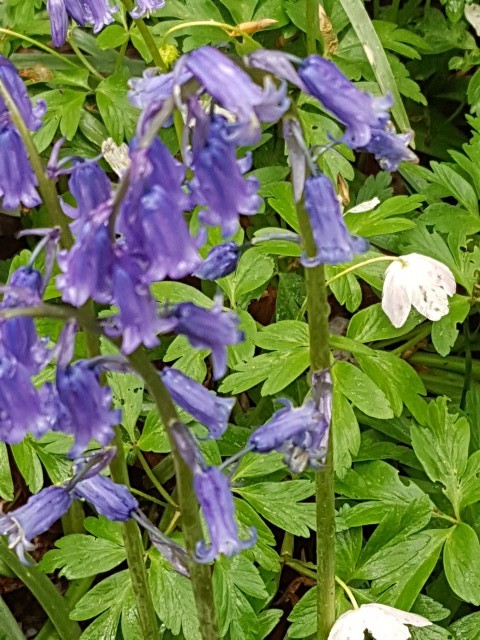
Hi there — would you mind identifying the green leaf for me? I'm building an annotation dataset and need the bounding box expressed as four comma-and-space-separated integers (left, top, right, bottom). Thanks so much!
96, 72, 138, 143
347, 303, 424, 343
333, 390, 360, 479
431, 294, 470, 356
96, 24, 129, 50
344, 195, 422, 237
78, 607, 122, 640
40, 534, 126, 579
234, 499, 280, 572
235, 481, 315, 536
107, 372, 144, 440
333, 361, 394, 419
450, 612, 480, 640
444, 523, 480, 605
260, 347, 310, 396
287, 587, 317, 638
276, 273, 307, 321
71, 571, 130, 620
11, 438, 43, 493
219, 248, 274, 306
259, 182, 300, 231
149, 551, 201, 640
411, 398, 470, 516
255, 321, 309, 350
151, 281, 213, 308
430, 162, 478, 215
0, 443, 13, 501
137, 409, 170, 453
217, 0, 258, 23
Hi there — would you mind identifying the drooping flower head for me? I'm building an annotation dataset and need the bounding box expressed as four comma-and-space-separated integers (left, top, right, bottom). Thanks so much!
302, 174, 368, 266
72, 474, 139, 521
382, 253, 456, 328
46, 0, 118, 47
0, 486, 72, 563
161, 367, 235, 439
362, 125, 418, 171
163, 301, 244, 379
194, 242, 241, 280
0, 125, 41, 210
172, 422, 256, 563
298, 55, 392, 148
130, 0, 165, 19
0, 56, 46, 131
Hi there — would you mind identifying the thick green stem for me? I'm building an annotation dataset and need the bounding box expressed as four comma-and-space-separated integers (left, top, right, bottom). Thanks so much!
0, 540, 81, 640
126, 348, 220, 640
0, 595, 24, 640
36, 577, 95, 640
296, 203, 336, 640
306, 0, 319, 55
120, 0, 166, 69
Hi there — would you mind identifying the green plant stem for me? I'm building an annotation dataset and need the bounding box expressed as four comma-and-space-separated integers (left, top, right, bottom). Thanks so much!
284, 558, 358, 609
130, 486, 170, 508
120, 0, 165, 69
0, 79, 73, 248
133, 445, 178, 508
0, 28, 80, 68
0, 595, 24, 640
67, 34, 105, 80
408, 351, 480, 378
306, 0, 319, 55
0, 540, 81, 640
126, 347, 220, 640
296, 198, 335, 640
391, 324, 432, 356
36, 577, 95, 640
115, 40, 129, 73
162, 21, 258, 49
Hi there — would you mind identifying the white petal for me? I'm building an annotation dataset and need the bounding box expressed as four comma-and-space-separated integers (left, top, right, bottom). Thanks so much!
328, 605, 431, 640
382, 261, 413, 328
328, 609, 368, 640
404, 254, 456, 296
347, 197, 381, 214
366, 604, 431, 628
101, 138, 130, 177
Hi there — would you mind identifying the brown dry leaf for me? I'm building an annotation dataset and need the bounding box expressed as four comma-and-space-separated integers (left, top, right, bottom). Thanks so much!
227, 18, 278, 36
318, 4, 338, 57
19, 65, 53, 82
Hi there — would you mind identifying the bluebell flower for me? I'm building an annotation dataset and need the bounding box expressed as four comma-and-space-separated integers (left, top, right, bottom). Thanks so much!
161, 367, 235, 439
302, 175, 368, 266
362, 125, 417, 171
54, 359, 121, 457
0, 56, 46, 131
64, 161, 112, 224
0, 355, 53, 444
194, 242, 240, 280
106, 251, 169, 355
190, 115, 262, 237
194, 466, 256, 563
0, 267, 49, 373
248, 398, 321, 453
128, 69, 179, 111
172, 421, 255, 563
57, 223, 114, 307
247, 49, 305, 89
46, 0, 117, 46
298, 55, 392, 148
181, 46, 289, 145
165, 301, 244, 380
0, 486, 72, 563
72, 474, 138, 521
0, 124, 41, 210
130, 0, 165, 18
280, 420, 329, 474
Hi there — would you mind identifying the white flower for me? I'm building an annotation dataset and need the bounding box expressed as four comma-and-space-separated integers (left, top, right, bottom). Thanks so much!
382, 253, 456, 328
328, 603, 431, 640
347, 197, 380, 214
101, 138, 130, 178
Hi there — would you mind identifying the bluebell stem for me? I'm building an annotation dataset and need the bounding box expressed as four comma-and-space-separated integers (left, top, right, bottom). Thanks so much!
190, 115, 262, 237
164, 301, 244, 380
0, 486, 72, 563
298, 55, 393, 148
130, 0, 165, 18
172, 422, 256, 563
161, 367, 235, 439
194, 242, 240, 280
362, 125, 417, 171
302, 174, 368, 266
283, 118, 307, 203
72, 474, 139, 521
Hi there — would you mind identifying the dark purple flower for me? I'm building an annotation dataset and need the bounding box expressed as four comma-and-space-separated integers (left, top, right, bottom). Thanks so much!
130, 0, 165, 18
0, 486, 72, 563
0, 267, 49, 373
194, 466, 256, 563
57, 223, 114, 307
190, 116, 261, 237
161, 367, 235, 439
46, 0, 68, 47
65, 161, 112, 223
0, 124, 41, 210
302, 175, 368, 266
182, 46, 289, 145
0, 56, 46, 131
362, 125, 417, 171
298, 55, 392, 148
54, 359, 121, 457
248, 398, 321, 453
72, 474, 138, 521
194, 242, 240, 280
247, 49, 305, 89
165, 301, 244, 380
0, 356, 53, 444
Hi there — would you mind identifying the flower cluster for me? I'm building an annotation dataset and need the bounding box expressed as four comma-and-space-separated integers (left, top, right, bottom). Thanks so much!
0, 44, 435, 572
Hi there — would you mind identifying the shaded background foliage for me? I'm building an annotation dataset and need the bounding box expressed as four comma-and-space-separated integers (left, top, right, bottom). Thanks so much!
0, 0, 480, 638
